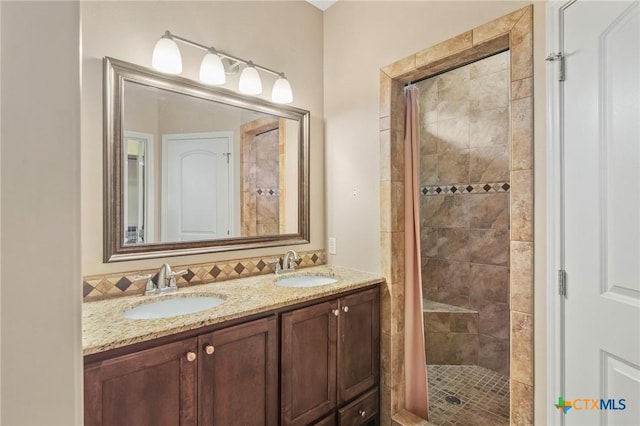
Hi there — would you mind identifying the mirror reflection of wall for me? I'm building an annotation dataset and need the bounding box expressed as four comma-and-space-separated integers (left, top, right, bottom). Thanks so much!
121, 80, 300, 245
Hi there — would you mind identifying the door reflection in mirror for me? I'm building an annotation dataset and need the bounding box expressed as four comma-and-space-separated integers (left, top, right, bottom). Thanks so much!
123, 132, 154, 244
161, 132, 232, 242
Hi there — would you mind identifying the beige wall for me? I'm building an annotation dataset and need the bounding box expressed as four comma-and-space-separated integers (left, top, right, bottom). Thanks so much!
323, 0, 547, 421
82, 1, 324, 275
1, 1, 82, 424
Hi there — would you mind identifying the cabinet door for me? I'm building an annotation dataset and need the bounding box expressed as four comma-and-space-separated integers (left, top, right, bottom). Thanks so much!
282, 301, 338, 426
198, 316, 278, 426
84, 338, 197, 426
338, 288, 380, 403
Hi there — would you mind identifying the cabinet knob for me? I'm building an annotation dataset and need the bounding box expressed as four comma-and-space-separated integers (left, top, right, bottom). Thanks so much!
204, 344, 215, 355
358, 409, 366, 417
332, 309, 339, 316
342, 306, 349, 313
186, 351, 197, 362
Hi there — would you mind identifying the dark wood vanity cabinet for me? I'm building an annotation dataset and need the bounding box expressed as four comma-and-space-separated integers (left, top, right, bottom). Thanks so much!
197, 316, 278, 426
84, 316, 277, 426
84, 338, 198, 426
84, 285, 380, 426
337, 289, 380, 404
282, 300, 338, 425
282, 287, 380, 426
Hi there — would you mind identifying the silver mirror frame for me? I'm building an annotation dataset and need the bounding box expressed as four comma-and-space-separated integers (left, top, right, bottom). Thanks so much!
104, 57, 310, 262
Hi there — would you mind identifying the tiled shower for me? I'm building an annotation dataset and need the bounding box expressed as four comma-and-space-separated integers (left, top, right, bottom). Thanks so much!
417, 51, 511, 425
241, 122, 281, 236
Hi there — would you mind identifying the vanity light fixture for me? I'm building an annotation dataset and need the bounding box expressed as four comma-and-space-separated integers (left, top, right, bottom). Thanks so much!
151, 32, 182, 74
238, 62, 262, 95
272, 74, 294, 104
151, 30, 293, 104
199, 50, 226, 85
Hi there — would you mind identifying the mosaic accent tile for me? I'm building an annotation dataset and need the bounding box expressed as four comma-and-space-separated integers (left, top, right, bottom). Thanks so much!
420, 181, 510, 196
183, 270, 195, 282
83, 282, 95, 298
255, 187, 279, 196
82, 249, 326, 302
256, 259, 266, 271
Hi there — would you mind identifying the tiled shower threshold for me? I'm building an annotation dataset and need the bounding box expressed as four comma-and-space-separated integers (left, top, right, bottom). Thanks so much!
427, 365, 510, 425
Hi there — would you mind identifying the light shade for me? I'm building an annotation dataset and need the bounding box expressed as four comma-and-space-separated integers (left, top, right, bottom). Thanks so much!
152, 36, 182, 74
271, 76, 293, 104
238, 63, 262, 95
199, 52, 226, 85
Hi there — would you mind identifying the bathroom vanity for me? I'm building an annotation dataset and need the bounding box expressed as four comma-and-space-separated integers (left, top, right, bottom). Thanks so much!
83, 266, 382, 426
86, 56, 381, 425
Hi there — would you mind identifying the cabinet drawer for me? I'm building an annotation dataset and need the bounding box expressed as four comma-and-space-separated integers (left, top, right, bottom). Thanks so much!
338, 387, 378, 425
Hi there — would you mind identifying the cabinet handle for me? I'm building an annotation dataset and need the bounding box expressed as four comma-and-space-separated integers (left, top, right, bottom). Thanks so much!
342, 306, 349, 313
186, 351, 197, 362
358, 409, 366, 417
332, 308, 339, 316
204, 344, 215, 355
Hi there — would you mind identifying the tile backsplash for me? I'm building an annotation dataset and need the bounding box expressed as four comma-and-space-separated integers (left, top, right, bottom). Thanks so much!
83, 249, 326, 302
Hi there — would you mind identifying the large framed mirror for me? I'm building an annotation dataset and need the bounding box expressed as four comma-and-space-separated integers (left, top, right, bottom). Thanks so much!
104, 57, 310, 262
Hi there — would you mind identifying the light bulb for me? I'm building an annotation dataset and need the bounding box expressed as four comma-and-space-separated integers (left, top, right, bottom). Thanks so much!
151, 34, 182, 74
199, 52, 226, 85
238, 62, 262, 95
272, 75, 293, 104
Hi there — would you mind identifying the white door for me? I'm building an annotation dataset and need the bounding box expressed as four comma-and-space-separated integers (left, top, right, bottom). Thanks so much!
162, 132, 232, 241
563, 1, 640, 425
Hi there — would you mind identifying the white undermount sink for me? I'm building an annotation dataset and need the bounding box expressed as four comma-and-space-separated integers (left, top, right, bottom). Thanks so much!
122, 295, 225, 320
276, 275, 338, 288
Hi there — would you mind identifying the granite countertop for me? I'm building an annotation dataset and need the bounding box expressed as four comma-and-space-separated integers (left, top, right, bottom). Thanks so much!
83, 265, 383, 356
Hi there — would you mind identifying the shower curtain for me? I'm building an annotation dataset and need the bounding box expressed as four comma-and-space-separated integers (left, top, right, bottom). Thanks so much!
403, 85, 429, 419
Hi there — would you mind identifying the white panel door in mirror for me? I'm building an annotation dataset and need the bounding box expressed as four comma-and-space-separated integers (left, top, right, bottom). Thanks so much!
162, 132, 232, 242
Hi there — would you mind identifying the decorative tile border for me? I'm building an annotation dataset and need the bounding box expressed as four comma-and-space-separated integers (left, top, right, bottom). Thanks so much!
83, 249, 326, 302
420, 182, 510, 196
256, 187, 279, 196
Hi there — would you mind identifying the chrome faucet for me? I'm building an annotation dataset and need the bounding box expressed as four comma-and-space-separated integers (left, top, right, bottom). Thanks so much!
282, 250, 301, 273
137, 263, 187, 295
157, 263, 172, 291
270, 250, 301, 275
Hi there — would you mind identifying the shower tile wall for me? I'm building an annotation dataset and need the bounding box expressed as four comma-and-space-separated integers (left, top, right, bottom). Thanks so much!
241, 127, 280, 236
418, 51, 510, 376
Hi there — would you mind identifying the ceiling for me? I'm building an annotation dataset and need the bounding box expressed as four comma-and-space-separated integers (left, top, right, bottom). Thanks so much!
306, 0, 338, 11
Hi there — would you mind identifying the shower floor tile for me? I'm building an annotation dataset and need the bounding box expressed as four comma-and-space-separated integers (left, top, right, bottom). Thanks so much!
427, 365, 510, 426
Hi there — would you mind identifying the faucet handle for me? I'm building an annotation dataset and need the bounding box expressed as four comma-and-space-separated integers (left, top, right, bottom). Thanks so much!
133, 274, 156, 295
166, 270, 187, 290
268, 258, 282, 274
